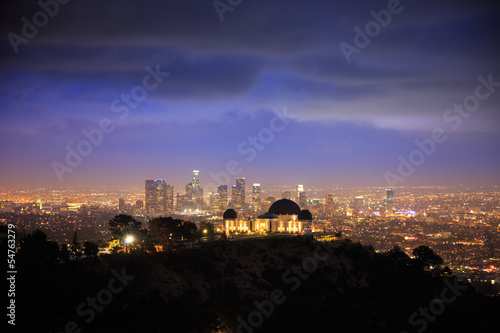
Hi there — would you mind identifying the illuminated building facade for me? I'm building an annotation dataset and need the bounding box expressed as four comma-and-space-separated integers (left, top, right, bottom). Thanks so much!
145, 179, 167, 214
385, 188, 395, 216
252, 183, 261, 212
296, 184, 304, 200
192, 170, 203, 208
232, 177, 245, 210
298, 191, 307, 208
218, 185, 228, 211
192, 170, 200, 189
353, 196, 364, 213
185, 182, 193, 200
166, 184, 174, 211
223, 199, 312, 234
176, 193, 188, 211
324, 194, 334, 214
119, 198, 125, 213
223, 208, 249, 233
210, 192, 220, 211
67, 203, 84, 212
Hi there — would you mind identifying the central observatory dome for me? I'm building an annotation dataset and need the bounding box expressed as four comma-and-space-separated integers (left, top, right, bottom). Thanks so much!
223, 209, 237, 220
268, 199, 301, 215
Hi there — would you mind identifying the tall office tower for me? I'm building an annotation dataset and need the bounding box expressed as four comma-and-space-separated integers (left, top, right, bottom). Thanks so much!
191, 170, 203, 208
252, 183, 261, 212
353, 196, 364, 213
385, 188, 395, 216
192, 170, 200, 190
218, 185, 228, 211
298, 191, 307, 208
324, 194, 335, 214
282, 191, 291, 200
185, 182, 193, 200
231, 185, 238, 208
263, 196, 276, 207
210, 192, 220, 211
135, 200, 144, 210
118, 198, 125, 213
176, 193, 188, 211
296, 184, 304, 200
194, 188, 204, 209
145, 180, 156, 214
166, 184, 174, 211
236, 177, 245, 192
233, 177, 246, 209
145, 179, 167, 214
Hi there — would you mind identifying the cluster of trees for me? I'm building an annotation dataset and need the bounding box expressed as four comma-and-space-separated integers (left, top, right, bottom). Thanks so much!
0, 225, 99, 271
0, 214, 217, 265
387, 244, 451, 277
108, 214, 218, 253
61, 231, 100, 259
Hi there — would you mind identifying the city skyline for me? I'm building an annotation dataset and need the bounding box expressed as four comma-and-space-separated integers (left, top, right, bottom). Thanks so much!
1, 0, 499, 189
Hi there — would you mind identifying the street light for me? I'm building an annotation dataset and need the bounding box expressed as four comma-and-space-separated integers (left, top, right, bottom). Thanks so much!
124, 235, 134, 255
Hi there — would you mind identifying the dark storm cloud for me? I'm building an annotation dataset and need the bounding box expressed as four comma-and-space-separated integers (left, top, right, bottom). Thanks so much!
1, 48, 262, 103
3, 0, 497, 53
1, 0, 500, 187
3, 0, 498, 110
3, 0, 345, 53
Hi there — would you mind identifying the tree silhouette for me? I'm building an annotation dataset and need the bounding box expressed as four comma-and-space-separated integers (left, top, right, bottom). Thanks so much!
412, 245, 443, 268
140, 229, 157, 253
60, 243, 71, 261
149, 217, 197, 252
18, 229, 60, 267
108, 214, 143, 247
72, 231, 82, 258
199, 222, 215, 237
83, 240, 99, 259
388, 245, 410, 262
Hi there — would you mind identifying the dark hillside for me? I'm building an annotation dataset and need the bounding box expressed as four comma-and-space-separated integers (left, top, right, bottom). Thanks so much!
14, 237, 500, 333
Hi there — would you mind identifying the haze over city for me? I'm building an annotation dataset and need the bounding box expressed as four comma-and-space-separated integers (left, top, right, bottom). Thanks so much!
1, 0, 499, 189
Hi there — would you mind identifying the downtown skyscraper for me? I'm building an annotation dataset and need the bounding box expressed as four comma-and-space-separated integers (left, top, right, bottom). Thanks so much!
166, 184, 174, 211
297, 184, 307, 208
145, 179, 167, 214
192, 170, 203, 208
385, 188, 395, 216
232, 177, 245, 210
218, 185, 228, 211
324, 193, 335, 215
252, 183, 261, 212
192, 170, 200, 189
296, 184, 304, 201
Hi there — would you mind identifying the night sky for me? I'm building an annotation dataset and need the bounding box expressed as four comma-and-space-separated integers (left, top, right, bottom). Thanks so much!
1, 0, 499, 190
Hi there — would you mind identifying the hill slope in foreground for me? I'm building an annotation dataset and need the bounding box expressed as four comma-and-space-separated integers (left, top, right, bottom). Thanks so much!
16, 237, 500, 332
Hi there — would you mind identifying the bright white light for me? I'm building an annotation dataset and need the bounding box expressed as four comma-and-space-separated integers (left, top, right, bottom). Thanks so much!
125, 236, 134, 244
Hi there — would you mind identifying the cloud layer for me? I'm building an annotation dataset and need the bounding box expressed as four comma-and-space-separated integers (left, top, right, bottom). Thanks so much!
1, 0, 499, 188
